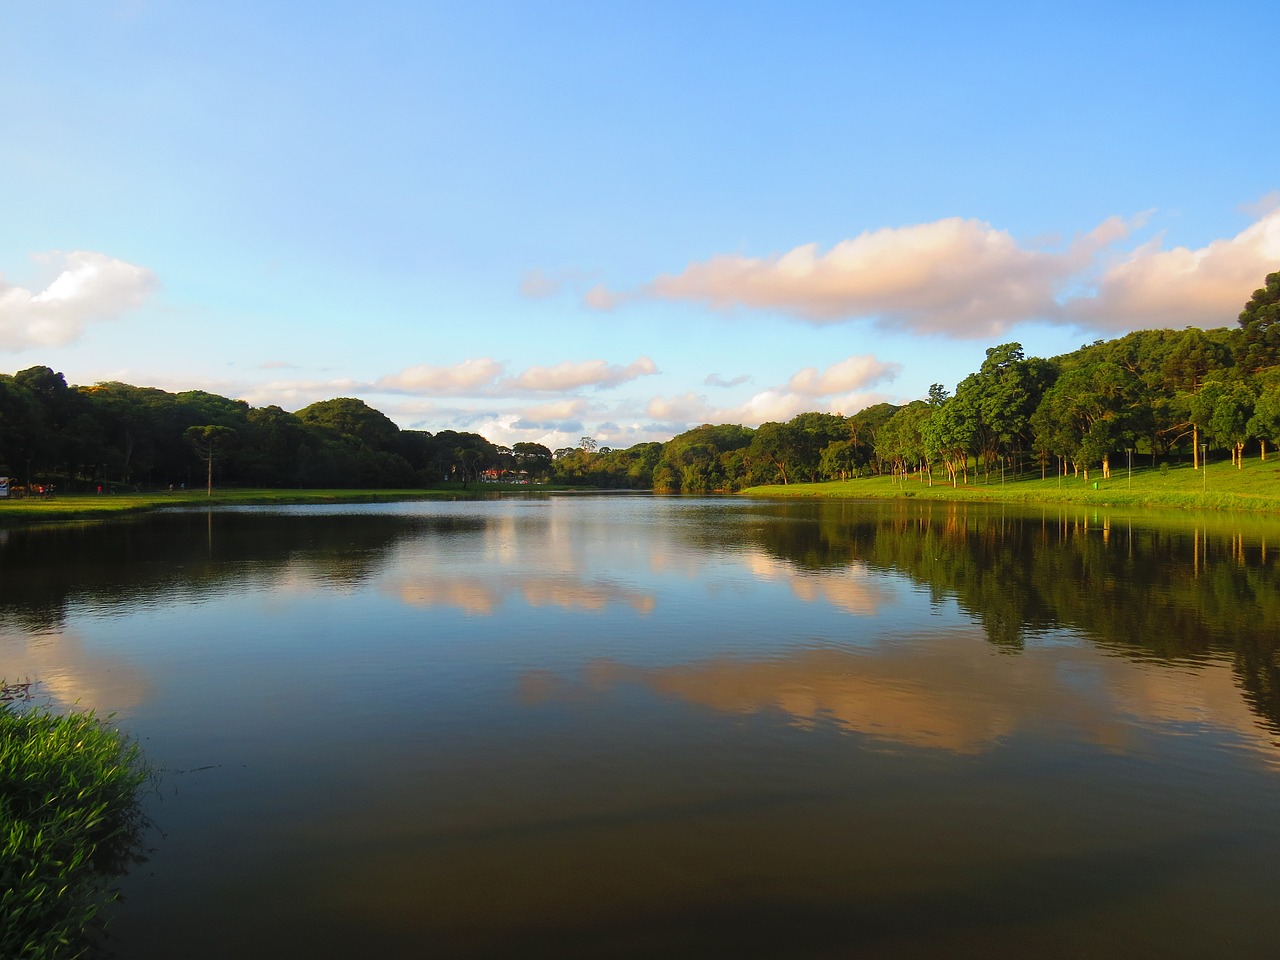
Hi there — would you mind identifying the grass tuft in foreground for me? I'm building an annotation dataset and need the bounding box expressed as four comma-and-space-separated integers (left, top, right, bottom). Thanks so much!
1, 683, 151, 960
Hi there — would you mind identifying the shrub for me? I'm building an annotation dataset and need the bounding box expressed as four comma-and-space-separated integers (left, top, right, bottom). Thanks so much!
1, 686, 150, 960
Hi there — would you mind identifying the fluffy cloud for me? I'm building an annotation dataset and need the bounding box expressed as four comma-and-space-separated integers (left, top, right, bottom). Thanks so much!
0, 250, 157, 350
512, 398, 590, 431
584, 217, 1127, 336
645, 354, 900, 430
787, 354, 901, 395
645, 391, 717, 424
504, 356, 658, 391
730, 389, 892, 425
375, 358, 504, 394
572, 204, 1280, 339
1061, 207, 1280, 331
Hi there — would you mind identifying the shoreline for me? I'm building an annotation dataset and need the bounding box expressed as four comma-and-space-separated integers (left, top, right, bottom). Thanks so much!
3, 460, 1278, 527
739, 458, 1280, 514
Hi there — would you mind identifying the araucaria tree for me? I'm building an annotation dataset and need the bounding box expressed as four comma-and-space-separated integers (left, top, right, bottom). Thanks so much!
184, 425, 236, 495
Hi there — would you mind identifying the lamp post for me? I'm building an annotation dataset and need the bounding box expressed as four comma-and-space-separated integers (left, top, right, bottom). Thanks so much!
1201, 443, 1208, 493
1126, 448, 1133, 490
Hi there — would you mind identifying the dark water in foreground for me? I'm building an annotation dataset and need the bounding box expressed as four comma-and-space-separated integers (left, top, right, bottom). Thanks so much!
3, 495, 1280, 959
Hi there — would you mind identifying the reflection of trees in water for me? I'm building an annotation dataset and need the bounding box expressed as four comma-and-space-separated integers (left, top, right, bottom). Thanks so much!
723, 501, 1280, 731
0, 512, 485, 632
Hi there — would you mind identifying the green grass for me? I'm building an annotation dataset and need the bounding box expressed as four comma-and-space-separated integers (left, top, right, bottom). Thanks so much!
1, 687, 151, 960
741, 456, 1280, 513
0, 483, 558, 526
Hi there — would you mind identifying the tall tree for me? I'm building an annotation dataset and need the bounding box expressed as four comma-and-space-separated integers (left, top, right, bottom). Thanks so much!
184, 425, 237, 495
1236, 271, 1280, 373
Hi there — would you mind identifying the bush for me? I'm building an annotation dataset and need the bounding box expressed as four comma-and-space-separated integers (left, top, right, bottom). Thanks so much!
1, 688, 150, 960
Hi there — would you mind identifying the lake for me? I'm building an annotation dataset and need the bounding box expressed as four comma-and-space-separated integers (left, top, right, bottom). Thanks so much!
3, 495, 1280, 959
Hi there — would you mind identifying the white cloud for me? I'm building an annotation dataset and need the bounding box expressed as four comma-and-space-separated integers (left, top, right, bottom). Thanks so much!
787, 354, 901, 395
375, 358, 504, 394
587, 207, 1280, 336
645, 383, 897, 433
0, 250, 157, 351
1061, 208, 1280, 330
585, 217, 1121, 336
517, 397, 589, 422
505, 356, 658, 391
645, 392, 717, 424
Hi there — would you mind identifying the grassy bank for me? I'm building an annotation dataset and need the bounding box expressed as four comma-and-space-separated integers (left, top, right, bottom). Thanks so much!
1, 685, 150, 960
0, 483, 555, 526
740, 457, 1280, 513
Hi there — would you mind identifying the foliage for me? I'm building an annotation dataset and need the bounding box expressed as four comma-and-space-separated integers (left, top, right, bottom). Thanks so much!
1, 694, 151, 959
1236, 270, 1280, 372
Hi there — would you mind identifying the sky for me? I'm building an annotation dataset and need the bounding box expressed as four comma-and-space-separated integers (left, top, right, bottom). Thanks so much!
2, 0, 1278, 451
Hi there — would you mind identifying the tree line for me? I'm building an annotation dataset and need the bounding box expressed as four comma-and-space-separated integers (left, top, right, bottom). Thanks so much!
2, 271, 1277, 493
565, 271, 1280, 490
0, 372, 554, 492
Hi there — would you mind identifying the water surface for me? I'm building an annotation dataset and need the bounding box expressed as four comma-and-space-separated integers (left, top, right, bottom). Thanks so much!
3, 496, 1279, 958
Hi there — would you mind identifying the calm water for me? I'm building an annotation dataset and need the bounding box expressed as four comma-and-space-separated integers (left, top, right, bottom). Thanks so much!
3, 495, 1280, 959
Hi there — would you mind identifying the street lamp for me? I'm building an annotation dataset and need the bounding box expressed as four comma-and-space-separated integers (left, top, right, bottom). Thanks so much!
1126, 448, 1133, 490
1201, 443, 1208, 493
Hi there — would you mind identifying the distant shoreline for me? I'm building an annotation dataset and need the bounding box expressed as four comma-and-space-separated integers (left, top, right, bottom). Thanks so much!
3, 461, 1278, 527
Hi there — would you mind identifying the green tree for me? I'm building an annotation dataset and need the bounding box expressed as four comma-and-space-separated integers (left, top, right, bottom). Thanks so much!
1195, 377, 1255, 468
1031, 360, 1143, 480
1236, 271, 1280, 373
875, 401, 933, 482
747, 421, 808, 485
846, 402, 899, 474
184, 425, 237, 495
296, 397, 399, 452
512, 442, 553, 479
953, 343, 1055, 480
1248, 381, 1280, 459
921, 396, 975, 486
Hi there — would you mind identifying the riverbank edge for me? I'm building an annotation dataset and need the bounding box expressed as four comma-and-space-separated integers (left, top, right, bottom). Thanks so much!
738, 466, 1280, 514
3, 465, 1278, 525
0, 484, 569, 526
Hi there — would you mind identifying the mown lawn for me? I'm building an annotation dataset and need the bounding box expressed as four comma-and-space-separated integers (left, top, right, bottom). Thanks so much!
741, 456, 1280, 513
0, 483, 548, 525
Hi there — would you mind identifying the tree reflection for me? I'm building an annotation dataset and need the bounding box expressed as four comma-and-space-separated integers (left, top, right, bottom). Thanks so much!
720, 501, 1280, 731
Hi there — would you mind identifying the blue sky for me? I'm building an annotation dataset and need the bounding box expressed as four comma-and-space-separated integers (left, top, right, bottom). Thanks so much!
2, 0, 1277, 450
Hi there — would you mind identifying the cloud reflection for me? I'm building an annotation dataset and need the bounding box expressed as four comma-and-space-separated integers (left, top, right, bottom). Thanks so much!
525, 632, 1280, 761
0, 627, 149, 716
388, 575, 655, 616
744, 550, 893, 616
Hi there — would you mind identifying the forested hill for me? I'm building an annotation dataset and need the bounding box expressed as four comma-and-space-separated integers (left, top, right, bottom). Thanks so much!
2, 272, 1278, 493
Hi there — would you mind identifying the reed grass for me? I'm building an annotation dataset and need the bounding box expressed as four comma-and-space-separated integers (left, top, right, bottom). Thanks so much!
1, 684, 150, 960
